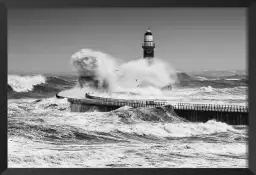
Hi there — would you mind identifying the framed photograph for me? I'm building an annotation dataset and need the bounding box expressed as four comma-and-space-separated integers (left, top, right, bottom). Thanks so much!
1, 0, 256, 174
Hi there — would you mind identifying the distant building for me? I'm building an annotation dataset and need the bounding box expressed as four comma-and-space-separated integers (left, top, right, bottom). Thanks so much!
142, 28, 155, 60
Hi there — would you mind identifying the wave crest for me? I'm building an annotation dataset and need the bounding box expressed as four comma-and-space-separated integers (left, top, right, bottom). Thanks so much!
71, 49, 118, 91
8, 75, 46, 92
193, 86, 247, 95
113, 105, 188, 123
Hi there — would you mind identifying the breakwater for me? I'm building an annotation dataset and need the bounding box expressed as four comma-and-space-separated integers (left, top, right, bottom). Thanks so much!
174, 103, 248, 125
57, 93, 248, 125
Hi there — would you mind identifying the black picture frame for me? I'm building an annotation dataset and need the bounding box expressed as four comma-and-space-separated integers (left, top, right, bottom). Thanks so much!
1, 0, 256, 175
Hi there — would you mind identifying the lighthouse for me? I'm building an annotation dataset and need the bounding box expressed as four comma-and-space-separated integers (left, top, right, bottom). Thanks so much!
142, 28, 155, 60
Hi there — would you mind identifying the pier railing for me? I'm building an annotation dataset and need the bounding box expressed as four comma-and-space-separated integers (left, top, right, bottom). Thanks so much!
85, 93, 167, 108
172, 103, 248, 113
84, 93, 248, 112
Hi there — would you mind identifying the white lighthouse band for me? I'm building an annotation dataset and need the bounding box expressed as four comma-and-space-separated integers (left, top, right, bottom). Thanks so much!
144, 35, 153, 42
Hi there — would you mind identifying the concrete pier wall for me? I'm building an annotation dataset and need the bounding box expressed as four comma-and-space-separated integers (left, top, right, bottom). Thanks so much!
62, 94, 248, 125
173, 104, 248, 125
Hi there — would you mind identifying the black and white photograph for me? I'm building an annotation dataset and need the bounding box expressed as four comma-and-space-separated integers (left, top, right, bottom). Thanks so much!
8, 8, 248, 168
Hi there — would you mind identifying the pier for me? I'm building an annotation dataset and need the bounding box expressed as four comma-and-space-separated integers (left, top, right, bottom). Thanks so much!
57, 93, 248, 125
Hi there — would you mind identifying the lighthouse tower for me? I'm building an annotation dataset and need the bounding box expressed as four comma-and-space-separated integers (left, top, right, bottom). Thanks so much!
142, 28, 155, 60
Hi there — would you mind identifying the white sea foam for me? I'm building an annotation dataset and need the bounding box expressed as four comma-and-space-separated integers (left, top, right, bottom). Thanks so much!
8, 74, 46, 92
8, 97, 248, 168
71, 49, 118, 91
117, 58, 177, 89
67, 48, 178, 97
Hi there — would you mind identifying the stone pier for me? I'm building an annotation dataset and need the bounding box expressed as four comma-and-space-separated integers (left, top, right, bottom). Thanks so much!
56, 93, 248, 125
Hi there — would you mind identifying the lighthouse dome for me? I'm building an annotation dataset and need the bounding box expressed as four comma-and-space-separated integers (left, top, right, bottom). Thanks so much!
145, 29, 152, 36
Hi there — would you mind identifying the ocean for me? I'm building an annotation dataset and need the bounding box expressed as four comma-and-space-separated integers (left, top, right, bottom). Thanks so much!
8, 71, 248, 168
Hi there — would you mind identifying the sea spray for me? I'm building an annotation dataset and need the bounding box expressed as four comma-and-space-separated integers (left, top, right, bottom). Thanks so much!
68, 48, 178, 98
117, 58, 177, 89
71, 49, 118, 91
8, 74, 46, 92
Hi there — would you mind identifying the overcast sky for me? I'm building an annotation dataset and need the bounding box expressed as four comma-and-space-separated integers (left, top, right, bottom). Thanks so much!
8, 8, 246, 74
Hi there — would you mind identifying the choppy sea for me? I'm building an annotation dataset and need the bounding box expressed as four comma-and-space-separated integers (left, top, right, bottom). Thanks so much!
8, 71, 248, 168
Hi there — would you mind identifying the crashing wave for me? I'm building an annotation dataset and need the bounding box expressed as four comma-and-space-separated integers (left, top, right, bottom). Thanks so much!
71, 49, 117, 91
8, 75, 46, 92
113, 105, 188, 123
69, 48, 177, 95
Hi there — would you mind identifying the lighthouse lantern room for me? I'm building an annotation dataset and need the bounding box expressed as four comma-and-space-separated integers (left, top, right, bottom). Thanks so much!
142, 28, 155, 59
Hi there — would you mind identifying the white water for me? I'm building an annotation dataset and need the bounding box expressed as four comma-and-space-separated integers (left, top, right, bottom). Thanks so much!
8, 97, 248, 168
69, 49, 177, 96
8, 74, 46, 92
